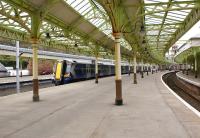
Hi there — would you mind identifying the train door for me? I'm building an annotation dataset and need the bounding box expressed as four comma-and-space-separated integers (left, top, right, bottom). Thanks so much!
86, 64, 94, 78
60, 60, 67, 84
73, 63, 85, 79
108, 65, 112, 75
91, 64, 95, 78
99, 65, 102, 77
86, 64, 89, 78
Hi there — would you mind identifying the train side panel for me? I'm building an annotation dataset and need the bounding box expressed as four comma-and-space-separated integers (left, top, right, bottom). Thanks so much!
53, 60, 130, 85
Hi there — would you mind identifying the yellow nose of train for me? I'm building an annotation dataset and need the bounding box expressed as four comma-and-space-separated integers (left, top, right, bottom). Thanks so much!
55, 62, 62, 81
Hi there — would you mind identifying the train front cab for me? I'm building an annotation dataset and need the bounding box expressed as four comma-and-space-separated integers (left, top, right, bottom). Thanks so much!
54, 60, 72, 85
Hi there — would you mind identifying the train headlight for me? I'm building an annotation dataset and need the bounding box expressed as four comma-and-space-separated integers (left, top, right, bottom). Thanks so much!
64, 73, 70, 78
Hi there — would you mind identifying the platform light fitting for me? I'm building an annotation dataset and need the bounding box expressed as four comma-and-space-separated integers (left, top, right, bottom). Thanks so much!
74, 43, 78, 47
140, 25, 145, 36
46, 32, 51, 39
142, 39, 146, 44
19, 52, 24, 57
142, 39, 146, 47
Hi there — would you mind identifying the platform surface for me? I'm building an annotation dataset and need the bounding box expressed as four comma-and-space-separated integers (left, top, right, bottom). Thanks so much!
176, 71, 200, 87
0, 74, 53, 84
0, 72, 200, 138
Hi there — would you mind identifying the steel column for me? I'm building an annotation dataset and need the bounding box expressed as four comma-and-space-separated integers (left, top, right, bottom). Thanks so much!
32, 42, 39, 101
16, 41, 20, 93
95, 56, 98, 84
151, 64, 154, 74
114, 33, 123, 105
185, 56, 188, 75
133, 54, 137, 84
141, 59, 144, 78
182, 64, 185, 74
194, 51, 198, 78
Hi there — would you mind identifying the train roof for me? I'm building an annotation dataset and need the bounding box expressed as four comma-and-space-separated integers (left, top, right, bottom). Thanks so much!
61, 58, 128, 66
66, 58, 92, 64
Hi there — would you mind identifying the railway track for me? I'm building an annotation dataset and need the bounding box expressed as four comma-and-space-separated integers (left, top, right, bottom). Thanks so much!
163, 72, 200, 112
0, 79, 52, 89
0, 79, 54, 97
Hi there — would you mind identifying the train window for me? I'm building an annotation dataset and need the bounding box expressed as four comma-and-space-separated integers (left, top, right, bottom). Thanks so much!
66, 64, 71, 73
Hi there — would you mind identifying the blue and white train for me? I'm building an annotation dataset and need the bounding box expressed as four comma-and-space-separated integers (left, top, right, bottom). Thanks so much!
53, 59, 130, 85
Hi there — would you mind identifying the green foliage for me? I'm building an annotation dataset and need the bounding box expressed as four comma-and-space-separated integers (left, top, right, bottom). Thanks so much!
186, 51, 200, 75
0, 55, 29, 69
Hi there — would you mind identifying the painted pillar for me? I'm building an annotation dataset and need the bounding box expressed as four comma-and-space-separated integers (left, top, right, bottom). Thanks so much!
128, 61, 131, 76
147, 64, 149, 76
150, 64, 153, 74
182, 63, 185, 74
141, 59, 144, 78
32, 40, 39, 101
95, 56, 98, 83
31, 13, 41, 101
156, 65, 158, 73
186, 57, 188, 75
194, 51, 198, 78
133, 54, 137, 84
186, 63, 188, 75
114, 33, 123, 105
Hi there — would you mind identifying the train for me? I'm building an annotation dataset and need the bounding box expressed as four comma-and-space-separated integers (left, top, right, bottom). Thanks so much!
53, 59, 130, 85
52, 58, 161, 85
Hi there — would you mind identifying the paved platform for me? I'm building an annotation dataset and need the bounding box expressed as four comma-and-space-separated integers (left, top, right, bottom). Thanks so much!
0, 72, 200, 138
0, 75, 53, 84
176, 71, 200, 87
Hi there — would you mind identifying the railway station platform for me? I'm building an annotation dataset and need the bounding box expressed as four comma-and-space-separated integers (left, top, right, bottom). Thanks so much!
176, 72, 200, 87
0, 75, 53, 84
0, 72, 200, 138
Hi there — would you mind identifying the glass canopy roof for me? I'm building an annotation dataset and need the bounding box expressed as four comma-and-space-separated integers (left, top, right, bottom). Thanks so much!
0, 0, 198, 62
0, 1, 31, 33
65, 0, 113, 39
0, 0, 114, 57
144, 0, 196, 59
65, 0, 132, 51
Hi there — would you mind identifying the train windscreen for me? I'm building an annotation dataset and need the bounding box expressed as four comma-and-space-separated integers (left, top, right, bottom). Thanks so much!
66, 64, 71, 73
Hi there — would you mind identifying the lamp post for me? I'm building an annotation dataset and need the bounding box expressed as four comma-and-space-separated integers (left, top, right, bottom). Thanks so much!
19, 52, 23, 77
16, 41, 24, 93
16, 41, 20, 93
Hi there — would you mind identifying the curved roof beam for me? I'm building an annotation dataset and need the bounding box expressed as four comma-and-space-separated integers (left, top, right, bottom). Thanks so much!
0, 1, 31, 33
1, 0, 124, 58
